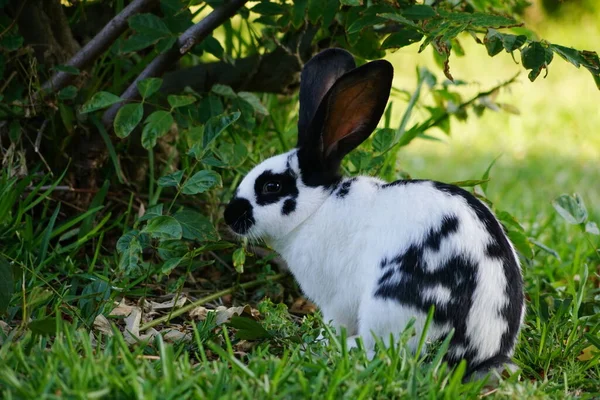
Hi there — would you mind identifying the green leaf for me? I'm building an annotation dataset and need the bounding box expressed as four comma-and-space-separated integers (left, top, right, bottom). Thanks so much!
347, 15, 385, 35
200, 35, 224, 58
80, 92, 122, 113
173, 210, 219, 241
232, 247, 246, 273
121, 33, 162, 52
403, 5, 437, 20
496, 210, 525, 233
0, 257, 13, 314
155, 36, 176, 53
157, 170, 184, 187
117, 230, 140, 252
29, 318, 60, 335
129, 13, 172, 36
141, 110, 174, 149
381, 30, 423, 50
480, 155, 500, 192
552, 194, 588, 225
142, 216, 183, 240
502, 34, 527, 52
372, 128, 395, 152
58, 85, 78, 100
168, 95, 196, 109
340, 0, 361, 5
118, 235, 142, 273
137, 78, 163, 99
441, 11, 517, 28
530, 239, 561, 260
139, 205, 163, 222
0, 35, 23, 51
238, 92, 269, 116
203, 112, 241, 149
251, 2, 286, 15
53, 65, 80, 75
114, 103, 144, 138
506, 229, 533, 259
157, 240, 188, 260
377, 13, 420, 29
181, 170, 222, 195
484, 30, 503, 57
521, 41, 553, 81
161, 257, 184, 274
229, 316, 271, 340
211, 84, 237, 98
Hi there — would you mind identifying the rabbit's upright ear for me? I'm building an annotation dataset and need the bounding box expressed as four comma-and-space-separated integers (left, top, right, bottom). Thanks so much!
308, 60, 393, 168
297, 48, 356, 147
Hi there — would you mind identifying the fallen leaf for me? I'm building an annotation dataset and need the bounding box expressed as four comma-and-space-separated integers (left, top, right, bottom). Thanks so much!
578, 345, 599, 361
150, 296, 187, 311
93, 315, 113, 336
189, 306, 209, 320
110, 299, 135, 317
162, 328, 192, 342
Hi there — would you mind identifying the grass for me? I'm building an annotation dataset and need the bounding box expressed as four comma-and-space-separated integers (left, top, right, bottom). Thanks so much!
1, 3, 600, 399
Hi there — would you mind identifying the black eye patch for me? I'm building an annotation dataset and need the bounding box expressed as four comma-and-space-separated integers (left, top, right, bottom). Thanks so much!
254, 169, 299, 206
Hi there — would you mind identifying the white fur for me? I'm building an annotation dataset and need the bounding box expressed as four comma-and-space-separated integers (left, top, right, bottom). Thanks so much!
233, 149, 522, 365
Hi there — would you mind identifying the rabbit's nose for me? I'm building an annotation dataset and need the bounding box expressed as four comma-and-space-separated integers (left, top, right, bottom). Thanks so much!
224, 197, 255, 234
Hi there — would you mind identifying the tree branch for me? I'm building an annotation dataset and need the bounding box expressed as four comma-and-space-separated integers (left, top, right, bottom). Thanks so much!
40, 0, 159, 94
102, 0, 249, 129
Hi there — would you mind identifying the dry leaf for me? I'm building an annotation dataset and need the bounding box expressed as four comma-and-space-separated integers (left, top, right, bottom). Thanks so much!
123, 307, 142, 344
189, 306, 209, 320
578, 345, 598, 361
93, 315, 113, 336
150, 296, 187, 311
162, 328, 192, 342
110, 299, 135, 317
215, 304, 258, 325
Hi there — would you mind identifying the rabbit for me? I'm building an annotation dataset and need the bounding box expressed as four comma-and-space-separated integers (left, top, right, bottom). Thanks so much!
223, 48, 525, 378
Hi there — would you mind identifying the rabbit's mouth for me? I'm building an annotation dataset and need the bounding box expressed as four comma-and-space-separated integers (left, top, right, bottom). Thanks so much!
224, 197, 255, 235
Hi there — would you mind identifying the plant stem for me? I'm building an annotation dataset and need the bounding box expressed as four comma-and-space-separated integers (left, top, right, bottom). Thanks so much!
140, 272, 287, 331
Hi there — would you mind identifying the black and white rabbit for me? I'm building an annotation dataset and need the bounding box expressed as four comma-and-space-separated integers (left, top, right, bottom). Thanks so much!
224, 48, 525, 377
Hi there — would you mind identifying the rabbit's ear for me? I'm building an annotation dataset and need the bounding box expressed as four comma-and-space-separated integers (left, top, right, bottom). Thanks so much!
297, 48, 356, 147
308, 60, 393, 168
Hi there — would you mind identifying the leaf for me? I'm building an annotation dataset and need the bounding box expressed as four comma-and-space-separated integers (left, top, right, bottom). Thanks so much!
251, 2, 286, 15
203, 112, 241, 149
173, 210, 219, 242
137, 78, 163, 99
229, 316, 271, 340
29, 318, 60, 335
578, 345, 599, 362
340, 0, 362, 5
502, 34, 527, 52
507, 229, 533, 259
232, 247, 246, 274
168, 95, 196, 109
585, 221, 599, 235
143, 216, 182, 240
403, 5, 437, 20
530, 239, 561, 261
521, 42, 553, 82
58, 86, 78, 100
200, 35, 224, 58
155, 36, 176, 53
161, 257, 184, 274
138, 205, 163, 222
381, 30, 423, 50
114, 103, 144, 138
372, 128, 395, 152
496, 210, 525, 233
484, 30, 503, 57
238, 92, 269, 116
121, 33, 163, 52
0, 257, 13, 314
181, 170, 222, 195
481, 155, 500, 192
157, 240, 188, 260
141, 110, 174, 149
129, 13, 172, 36
211, 84, 237, 98
80, 92, 122, 113
552, 194, 588, 225
117, 230, 140, 253
0, 35, 24, 51
377, 13, 420, 29
157, 170, 184, 187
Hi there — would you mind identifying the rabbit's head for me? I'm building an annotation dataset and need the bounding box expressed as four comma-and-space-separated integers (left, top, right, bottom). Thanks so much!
224, 48, 393, 241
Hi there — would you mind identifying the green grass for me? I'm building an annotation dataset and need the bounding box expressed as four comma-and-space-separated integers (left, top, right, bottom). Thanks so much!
2, 3, 600, 399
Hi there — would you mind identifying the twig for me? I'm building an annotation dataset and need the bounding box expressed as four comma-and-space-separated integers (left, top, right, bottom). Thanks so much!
102, 0, 248, 128
39, 0, 159, 94
0, 0, 28, 39
139, 272, 287, 331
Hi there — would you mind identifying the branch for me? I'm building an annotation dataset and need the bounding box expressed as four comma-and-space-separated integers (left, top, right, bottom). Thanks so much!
39, 0, 159, 94
102, 0, 249, 129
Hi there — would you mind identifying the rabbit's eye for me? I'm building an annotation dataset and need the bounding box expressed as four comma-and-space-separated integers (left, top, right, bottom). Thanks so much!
263, 181, 281, 194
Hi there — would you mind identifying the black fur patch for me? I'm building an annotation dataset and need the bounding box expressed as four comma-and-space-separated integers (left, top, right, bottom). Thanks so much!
254, 169, 299, 206
282, 199, 297, 215
424, 215, 460, 251
336, 178, 357, 198
380, 179, 426, 188
223, 197, 255, 234
432, 181, 524, 358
